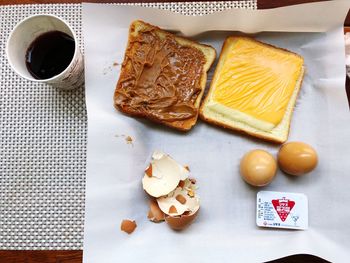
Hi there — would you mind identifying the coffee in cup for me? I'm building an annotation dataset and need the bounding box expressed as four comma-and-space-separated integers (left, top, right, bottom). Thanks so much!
6, 14, 84, 90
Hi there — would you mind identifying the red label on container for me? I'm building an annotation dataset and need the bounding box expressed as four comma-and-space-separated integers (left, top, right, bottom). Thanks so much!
272, 198, 295, 222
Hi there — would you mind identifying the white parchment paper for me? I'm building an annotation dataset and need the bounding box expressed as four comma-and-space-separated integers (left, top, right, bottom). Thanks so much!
82, 2, 350, 262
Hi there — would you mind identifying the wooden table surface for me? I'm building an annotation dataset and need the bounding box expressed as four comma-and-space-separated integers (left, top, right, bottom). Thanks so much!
0, 0, 349, 262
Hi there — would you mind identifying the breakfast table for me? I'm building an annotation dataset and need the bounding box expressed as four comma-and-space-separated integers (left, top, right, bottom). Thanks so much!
0, 0, 349, 262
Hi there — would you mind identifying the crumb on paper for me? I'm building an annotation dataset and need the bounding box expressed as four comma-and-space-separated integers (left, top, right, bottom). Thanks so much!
102, 65, 114, 75
115, 134, 134, 146
125, 136, 133, 145
184, 165, 190, 171
102, 67, 111, 75
113, 62, 120, 66
120, 219, 137, 234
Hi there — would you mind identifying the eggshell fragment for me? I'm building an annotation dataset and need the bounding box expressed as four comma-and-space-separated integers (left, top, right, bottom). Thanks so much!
187, 189, 195, 198
147, 199, 165, 223
278, 142, 318, 176
240, 149, 277, 187
169, 205, 178, 214
178, 180, 185, 188
145, 164, 152, 177
120, 219, 137, 234
189, 178, 196, 184
157, 179, 200, 217
142, 151, 189, 198
165, 210, 199, 230
176, 194, 187, 204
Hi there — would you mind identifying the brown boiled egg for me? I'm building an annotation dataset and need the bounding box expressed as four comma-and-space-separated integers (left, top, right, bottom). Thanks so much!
240, 149, 277, 187
278, 142, 318, 176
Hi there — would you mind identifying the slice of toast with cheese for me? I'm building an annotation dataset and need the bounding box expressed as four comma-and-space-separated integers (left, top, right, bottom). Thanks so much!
200, 36, 304, 143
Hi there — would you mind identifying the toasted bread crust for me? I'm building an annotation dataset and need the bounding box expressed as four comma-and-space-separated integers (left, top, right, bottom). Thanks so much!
200, 36, 305, 143
114, 20, 216, 131
199, 111, 287, 144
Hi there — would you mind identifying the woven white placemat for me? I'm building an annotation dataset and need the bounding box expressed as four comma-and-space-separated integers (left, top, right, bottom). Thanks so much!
0, 1, 257, 250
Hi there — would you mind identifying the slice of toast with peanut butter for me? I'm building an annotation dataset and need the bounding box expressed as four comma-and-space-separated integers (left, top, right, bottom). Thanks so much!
114, 20, 216, 131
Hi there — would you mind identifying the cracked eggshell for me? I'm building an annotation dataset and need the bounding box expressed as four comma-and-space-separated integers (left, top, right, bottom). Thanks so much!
142, 151, 189, 198
120, 219, 137, 234
147, 199, 165, 223
157, 179, 200, 217
165, 209, 199, 230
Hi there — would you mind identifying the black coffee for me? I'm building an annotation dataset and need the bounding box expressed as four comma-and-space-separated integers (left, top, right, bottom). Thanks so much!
25, 31, 75, 80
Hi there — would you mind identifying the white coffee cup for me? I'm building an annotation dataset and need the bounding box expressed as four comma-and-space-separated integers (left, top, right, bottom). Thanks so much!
6, 14, 84, 90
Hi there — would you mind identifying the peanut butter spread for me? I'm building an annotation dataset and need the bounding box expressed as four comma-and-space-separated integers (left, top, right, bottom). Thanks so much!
114, 27, 205, 122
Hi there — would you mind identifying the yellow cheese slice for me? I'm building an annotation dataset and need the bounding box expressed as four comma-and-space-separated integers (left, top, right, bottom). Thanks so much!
212, 38, 304, 127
